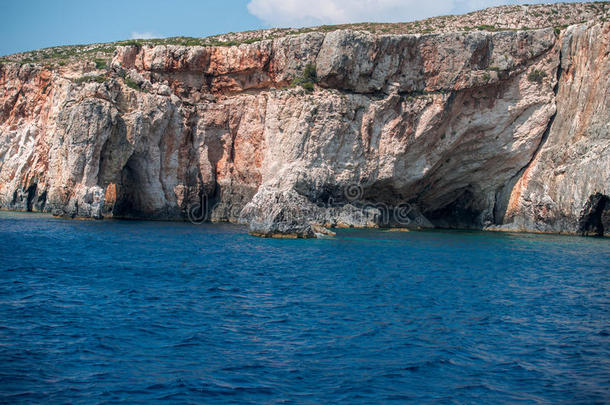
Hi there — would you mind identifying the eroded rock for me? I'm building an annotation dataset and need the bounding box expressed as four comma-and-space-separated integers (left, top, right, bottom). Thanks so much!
0, 5, 608, 238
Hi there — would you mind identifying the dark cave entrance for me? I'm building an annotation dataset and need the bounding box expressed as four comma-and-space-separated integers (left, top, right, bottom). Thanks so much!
578, 193, 610, 237
422, 188, 487, 230
112, 154, 150, 219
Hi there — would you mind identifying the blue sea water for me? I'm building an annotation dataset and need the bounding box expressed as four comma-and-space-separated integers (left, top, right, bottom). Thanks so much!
0, 212, 609, 404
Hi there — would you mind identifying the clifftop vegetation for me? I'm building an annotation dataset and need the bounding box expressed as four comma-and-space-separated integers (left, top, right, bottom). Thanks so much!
1, 2, 608, 68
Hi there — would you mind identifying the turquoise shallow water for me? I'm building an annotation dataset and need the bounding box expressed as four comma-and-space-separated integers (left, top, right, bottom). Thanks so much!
0, 211, 609, 403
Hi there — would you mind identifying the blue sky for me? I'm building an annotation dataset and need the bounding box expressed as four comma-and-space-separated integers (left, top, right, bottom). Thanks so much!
1, 0, 591, 56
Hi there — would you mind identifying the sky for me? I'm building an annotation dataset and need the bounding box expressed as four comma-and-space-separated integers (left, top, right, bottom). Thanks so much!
0, 0, 592, 56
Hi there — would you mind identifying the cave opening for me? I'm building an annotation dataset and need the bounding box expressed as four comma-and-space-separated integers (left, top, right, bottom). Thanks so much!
112, 154, 149, 219
578, 193, 609, 237
25, 183, 37, 212
423, 188, 486, 230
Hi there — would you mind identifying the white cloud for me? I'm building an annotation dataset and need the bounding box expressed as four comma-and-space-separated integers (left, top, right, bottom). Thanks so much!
247, 0, 455, 26
130, 31, 158, 40
247, 0, 588, 27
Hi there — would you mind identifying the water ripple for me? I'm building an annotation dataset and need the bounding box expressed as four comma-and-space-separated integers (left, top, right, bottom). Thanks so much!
0, 212, 609, 403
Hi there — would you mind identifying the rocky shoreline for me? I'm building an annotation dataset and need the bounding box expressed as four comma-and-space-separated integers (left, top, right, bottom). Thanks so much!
0, 4, 608, 238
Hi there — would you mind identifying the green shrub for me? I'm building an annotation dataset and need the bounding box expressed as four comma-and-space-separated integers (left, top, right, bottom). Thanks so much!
123, 40, 142, 47
553, 25, 568, 36
94, 59, 107, 69
527, 69, 547, 84
303, 64, 317, 82
124, 77, 140, 90
242, 37, 263, 44
292, 63, 318, 92
300, 81, 315, 92
85, 46, 116, 54
475, 24, 497, 31
74, 75, 107, 84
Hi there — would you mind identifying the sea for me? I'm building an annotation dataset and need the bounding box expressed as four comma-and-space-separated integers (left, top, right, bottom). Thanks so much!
0, 211, 608, 403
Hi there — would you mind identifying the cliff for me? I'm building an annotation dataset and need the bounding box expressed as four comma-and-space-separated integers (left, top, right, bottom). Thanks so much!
1, 3, 609, 237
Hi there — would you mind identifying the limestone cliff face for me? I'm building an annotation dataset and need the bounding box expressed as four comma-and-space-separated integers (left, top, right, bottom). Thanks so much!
0, 6, 608, 237
501, 22, 610, 236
